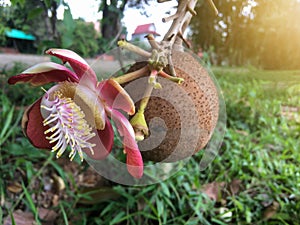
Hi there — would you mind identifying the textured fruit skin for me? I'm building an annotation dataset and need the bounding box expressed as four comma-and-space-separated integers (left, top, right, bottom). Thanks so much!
124, 50, 219, 162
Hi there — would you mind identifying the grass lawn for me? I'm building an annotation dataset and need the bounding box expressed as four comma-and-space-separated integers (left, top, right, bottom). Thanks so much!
0, 62, 299, 224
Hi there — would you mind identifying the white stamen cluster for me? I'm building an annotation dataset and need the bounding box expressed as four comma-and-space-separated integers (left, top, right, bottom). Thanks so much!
41, 93, 96, 161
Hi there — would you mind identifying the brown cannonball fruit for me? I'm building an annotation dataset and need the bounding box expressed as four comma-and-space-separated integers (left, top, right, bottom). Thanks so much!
123, 50, 219, 162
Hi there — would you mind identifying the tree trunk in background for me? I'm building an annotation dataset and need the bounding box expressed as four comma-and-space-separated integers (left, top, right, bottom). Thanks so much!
101, 0, 128, 40
40, 0, 59, 42
49, 1, 58, 41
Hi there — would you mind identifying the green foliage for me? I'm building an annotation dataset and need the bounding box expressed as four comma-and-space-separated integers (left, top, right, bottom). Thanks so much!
1, 64, 300, 224
0, 0, 150, 56
57, 17, 100, 57
69, 20, 100, 57
0, 94, 22, 146
0, 0, 63, 53
10, 0, 25, 6
60, 5, 75, 48
2, 1, 43, 32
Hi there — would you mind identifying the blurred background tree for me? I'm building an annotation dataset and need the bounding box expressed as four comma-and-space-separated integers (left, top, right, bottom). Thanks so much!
1, 0, 152, 56
1, 0, 300, 68
98, 0, 150, 51
190, 0, 300, 70
1, 0, 61, 43
58, 18, 100, 57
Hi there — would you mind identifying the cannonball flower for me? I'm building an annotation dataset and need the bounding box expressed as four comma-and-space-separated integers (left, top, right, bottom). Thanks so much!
8, 48, 143, 179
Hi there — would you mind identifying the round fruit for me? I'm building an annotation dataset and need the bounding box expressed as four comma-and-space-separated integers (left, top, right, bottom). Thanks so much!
123, 49, 219, 162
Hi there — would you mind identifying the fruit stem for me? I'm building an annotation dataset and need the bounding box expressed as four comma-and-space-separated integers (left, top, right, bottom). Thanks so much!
159, 70, 184, 84
149, 69, 162, 89
130, 110, 149, 141
139, 83, 154, 113
130, 82, 154, 141
206, 0, 219, 15
146, 34, 161, 50
118, 40, 152, 58
112, 66, 149, 84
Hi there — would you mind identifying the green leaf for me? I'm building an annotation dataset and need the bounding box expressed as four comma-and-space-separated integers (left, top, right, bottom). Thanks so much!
8, 210, 16, 225
156, 198, 164, 218
59, 203, 69, 225
61, 5, 75, 48
160, 182, 171, 198
109, 211, 126, 225
10, 0, 25, 6
0, 105, 14, 145
25, 161, 34, 181
63, 6, 75, 32
21, 182, 41, 225
0, 202, 3, 222
44, 0, 51, 8
28, 7, 43, 20
61, 34, 74, 48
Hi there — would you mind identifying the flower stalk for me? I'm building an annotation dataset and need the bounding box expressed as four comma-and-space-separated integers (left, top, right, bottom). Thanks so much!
130, 82, 154, 141
112, 66, 149, 84
206, 0, 219, 15
148, 69, 162, 89
118, 40, 152, 58
158, 70, 184, 84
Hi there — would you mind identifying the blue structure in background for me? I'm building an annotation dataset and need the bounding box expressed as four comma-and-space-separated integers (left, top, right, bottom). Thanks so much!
5, 29, 36, 41
2, 29, 36, 53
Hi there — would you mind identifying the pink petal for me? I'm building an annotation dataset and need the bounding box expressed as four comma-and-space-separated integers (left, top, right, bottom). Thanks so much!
22, 98, 52, 149
8, 62, 79, 86
126, 146, 144, 179
98, 79, 135, 115
46, 48, 97, 88
110, 109, 143, 178
84, 117, 114, 160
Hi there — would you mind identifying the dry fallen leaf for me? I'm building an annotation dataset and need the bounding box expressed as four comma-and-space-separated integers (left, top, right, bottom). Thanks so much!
3, 208, 58, 225
52, 174, 65, 192
201, 181, 225, 202
235, 130, 249, 136
201, 179, 242, 203
38, 207, 58, 223
52, 194, 60, 207
3, 210, 33, 225
7, 182, 22, 194
229, 179, 242, 195
263, 201, 280, 220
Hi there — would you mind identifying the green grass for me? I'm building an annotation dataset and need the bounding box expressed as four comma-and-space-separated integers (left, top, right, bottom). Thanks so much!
1, 63, 299, 224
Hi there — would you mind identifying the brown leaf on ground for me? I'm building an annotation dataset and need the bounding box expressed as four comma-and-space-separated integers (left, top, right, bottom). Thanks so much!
3, 208, 57, 225
201, 181, 226, 202
281, 105, 300, 122
7, 182, 22, 194
38, 207, 58, 223
56, 158, 107, 187
235, 130, 249, 136
229, 179, 242, 195
3, 210, 33, 225
263, 201, 280, 220
52, 194, 60, 207
201, 179, 242, 202
52, 174, 66, 192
